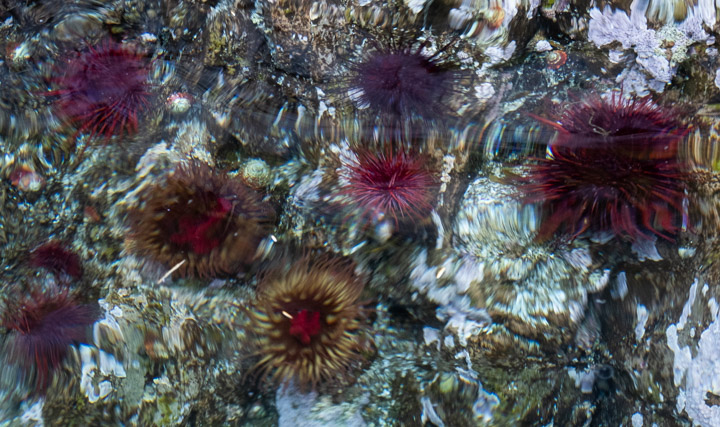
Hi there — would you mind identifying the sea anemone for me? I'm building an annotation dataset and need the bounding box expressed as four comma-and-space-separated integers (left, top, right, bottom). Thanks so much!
128, 161, 275, 278
247, 255, 372, 391
28, 241, 83, 281
337, 146, 437, 226
521, 93, 690, 242
47, 39, 152, 142
1, 287, 98, 393
344, 37, 462, 119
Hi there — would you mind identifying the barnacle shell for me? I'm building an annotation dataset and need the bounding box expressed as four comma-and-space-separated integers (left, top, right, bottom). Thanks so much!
9, 165, 45, 192
452, 176, 609, 341
166, 93, 192, 115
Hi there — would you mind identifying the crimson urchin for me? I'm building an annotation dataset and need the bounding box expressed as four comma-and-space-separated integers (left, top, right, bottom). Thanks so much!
1, 287, 98, 394
47, 39, 152, 142
338, 146, 437, 226
344, 36, 463, 119
28, 241, 83, 281
521, 93, 691, 242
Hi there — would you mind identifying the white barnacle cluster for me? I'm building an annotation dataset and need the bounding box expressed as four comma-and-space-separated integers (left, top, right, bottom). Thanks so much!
79, 344, 126, 404
410, 250, 491, 347
275, 383, 367, 427
451, 176, 609, 336
447, 0, 537, 52
409, 175, 609, 341
666, 279, 720, 426
172, 119, 215, 165
588, 0, 714, 95
282, 169, 324, 240
93, 300, 126, 349
159, 288, 214, 358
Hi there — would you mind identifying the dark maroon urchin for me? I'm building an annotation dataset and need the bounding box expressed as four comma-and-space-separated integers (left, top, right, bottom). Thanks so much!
28, 241, 83, 281
338, 146, 437, 226
521, 93, 691, 242
1, 288, 98, 394
128, 161, 276, 278
533, 93, 690, 157
344, 37, 462, 119
46, 39, 152, 142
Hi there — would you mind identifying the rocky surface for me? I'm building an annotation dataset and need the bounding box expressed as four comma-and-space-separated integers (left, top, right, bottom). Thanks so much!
0, 0, 720, 425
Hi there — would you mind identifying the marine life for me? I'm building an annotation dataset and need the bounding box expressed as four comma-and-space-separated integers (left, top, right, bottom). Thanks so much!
247, 255, 372, 391
28, 241, 83, 281
450, 176, 608, 339
546, 50, 567, 69
47, 39, 152, 142
345, 37, 461, 119
9, 165, 45, 192
128, 161, 275, 278
0, 1, 717, 425
166, 92, 192, 115
337, 146, 436, 226
1, 288, 98, 393
522, 93, 690, 242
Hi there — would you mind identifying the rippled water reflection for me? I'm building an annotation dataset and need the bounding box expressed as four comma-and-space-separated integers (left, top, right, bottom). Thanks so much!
1, 0, 720, 425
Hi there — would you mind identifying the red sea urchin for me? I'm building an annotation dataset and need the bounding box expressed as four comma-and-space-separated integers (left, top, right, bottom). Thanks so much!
339, 147, 437, 226
522, 93, 691, 242
345, 38, 460, 119
247, 255, 372, 390
1, 288, 98, 393
47, 39, 152, 142
128, 161, 275, 278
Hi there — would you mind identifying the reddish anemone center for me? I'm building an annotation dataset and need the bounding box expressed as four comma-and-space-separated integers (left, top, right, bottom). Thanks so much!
170, 196, 232, 254
288, 310, 322, 345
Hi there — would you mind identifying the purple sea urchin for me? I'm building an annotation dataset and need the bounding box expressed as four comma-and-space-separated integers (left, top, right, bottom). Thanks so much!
29, 241, 83, 281
47, 39, 152, 142
2, 288, 98, 393
128, 161, 275, 278
248, 255, 372, 391
522, 93, 691, 242
345, 38, 461, 119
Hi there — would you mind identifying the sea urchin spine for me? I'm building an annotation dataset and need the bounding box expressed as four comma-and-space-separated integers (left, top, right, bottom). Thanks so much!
248, 255, 372, 391
339, 147, 436, 226
521, 93, 690, 242
29, 241, 83, 281
128, 161, 275, 278
47, 39, 152, 142
1, 288, 98, 393
346, 38, 461, 119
